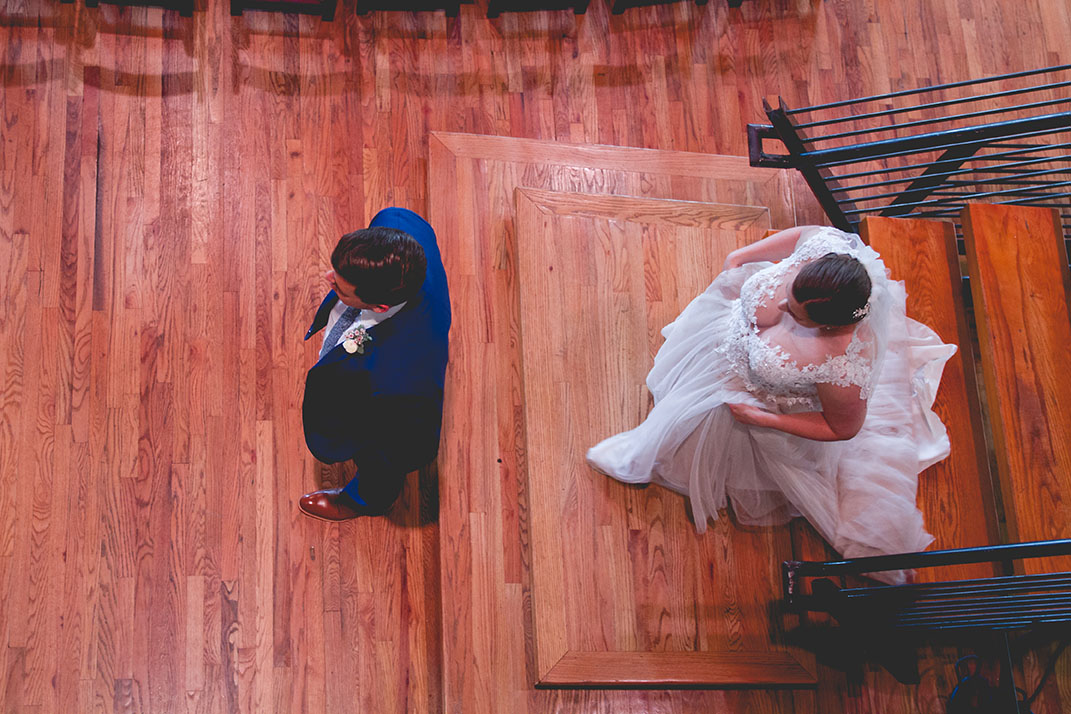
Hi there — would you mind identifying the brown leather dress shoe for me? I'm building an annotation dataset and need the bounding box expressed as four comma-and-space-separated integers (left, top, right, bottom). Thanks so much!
298, 488, 363, 521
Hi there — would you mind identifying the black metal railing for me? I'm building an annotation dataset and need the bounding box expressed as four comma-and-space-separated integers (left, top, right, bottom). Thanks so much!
749, 65, 1071, 236
784, 539, 1071, 701
783, 539, 1071, 622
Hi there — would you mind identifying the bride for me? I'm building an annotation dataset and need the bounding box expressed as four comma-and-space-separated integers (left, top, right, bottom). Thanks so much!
586, 225, 956, 583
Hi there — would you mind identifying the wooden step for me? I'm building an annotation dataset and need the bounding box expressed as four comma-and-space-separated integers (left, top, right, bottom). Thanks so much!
961, 204, 1071, 574
861, 215, 1000, 582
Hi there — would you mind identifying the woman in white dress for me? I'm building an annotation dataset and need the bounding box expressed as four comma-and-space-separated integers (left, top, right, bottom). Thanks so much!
586, 225, 956, 583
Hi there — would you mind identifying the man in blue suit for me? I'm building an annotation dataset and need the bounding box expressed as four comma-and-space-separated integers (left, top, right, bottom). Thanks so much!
299, 207, 450, 520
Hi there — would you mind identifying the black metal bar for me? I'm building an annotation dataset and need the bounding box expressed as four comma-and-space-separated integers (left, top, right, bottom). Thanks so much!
844, 584, 1071, 605
1003, 191, 1071, 205
788, 539, 1071, 578
972, 167, 1071, 179
986, 139, 1071, 149
905, 203, 1071, 215
895, 208, 1071, 224
975, 145, 1071, 159
802, 97, 1071, 144
895, 605, 1071, 626
843, 180, 1071, 214
830, 153, 1071, 193
896, 611, 1071, 628
897, 608, 1071, 627
816, 125, 1071, 169
786, 64, 1071, 115
892, 614, 1071, 631
793, 79, 1071, 131
895, 612, 1071, 631
846, 170, 1071, 204
764, 98, 856, 231
847, 184, 1071, 207
880, 143, 982, 216
801, 113, 1071, 168
830, 580, 1071, 607
897, 594, 1071, 617
926, 185, 1071, 199
830, 141, 1071, 181
929, 181, 1070, 192
843, 177, 1071, 202
806, 586, 1071, 628
890, 187, 1068, 201
894, 613, 1071, 628
837, 572, 1071, 598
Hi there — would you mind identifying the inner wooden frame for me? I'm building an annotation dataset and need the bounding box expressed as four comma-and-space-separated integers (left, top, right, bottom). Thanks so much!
514, 187, 816, 687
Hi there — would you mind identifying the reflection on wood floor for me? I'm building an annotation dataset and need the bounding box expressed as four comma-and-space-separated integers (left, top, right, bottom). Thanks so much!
0, 0, 1069, 712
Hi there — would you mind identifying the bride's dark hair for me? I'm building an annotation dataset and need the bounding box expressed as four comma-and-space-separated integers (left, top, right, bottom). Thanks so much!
791, 253, 872, 326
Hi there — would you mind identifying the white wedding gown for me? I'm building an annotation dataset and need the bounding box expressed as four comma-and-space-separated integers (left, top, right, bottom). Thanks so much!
587, 228, 956, 584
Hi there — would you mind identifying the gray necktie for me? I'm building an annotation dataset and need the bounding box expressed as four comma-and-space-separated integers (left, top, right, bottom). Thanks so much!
319, 306, 361, 359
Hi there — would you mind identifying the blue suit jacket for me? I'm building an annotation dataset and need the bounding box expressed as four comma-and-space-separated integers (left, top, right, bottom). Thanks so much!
302, 208, 451, 479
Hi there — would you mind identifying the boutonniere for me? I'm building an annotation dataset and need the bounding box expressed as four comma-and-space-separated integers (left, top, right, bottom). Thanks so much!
342, 325, 373, 354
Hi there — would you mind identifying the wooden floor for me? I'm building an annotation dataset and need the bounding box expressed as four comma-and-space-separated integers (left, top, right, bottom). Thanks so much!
1, 0, 1070, 712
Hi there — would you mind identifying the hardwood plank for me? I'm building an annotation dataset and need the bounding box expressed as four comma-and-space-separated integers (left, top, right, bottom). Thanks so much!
962, 204, 1071, 574
517, 187, 769, 229
861, 216, 999, 582
542, 651, 816, 687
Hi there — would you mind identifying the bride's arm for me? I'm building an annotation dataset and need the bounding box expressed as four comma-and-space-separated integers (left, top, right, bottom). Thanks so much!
723, 225, 822, 270
728, 383, 867, 441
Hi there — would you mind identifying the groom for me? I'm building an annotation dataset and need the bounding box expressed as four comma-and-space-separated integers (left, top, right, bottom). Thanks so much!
299, 207, 451, 520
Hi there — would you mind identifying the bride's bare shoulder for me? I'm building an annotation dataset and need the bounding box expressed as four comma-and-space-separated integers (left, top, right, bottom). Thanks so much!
797, 327, 866, 367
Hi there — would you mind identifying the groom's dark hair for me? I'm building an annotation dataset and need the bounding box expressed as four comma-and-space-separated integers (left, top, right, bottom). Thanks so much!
792, 253, 872, 326
332, 226, 427, 307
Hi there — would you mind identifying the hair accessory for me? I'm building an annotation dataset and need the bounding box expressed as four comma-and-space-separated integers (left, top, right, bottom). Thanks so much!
852, 301, 871, 320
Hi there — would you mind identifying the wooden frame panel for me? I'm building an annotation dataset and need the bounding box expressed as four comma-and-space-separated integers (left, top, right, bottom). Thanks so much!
515, 187, 813, 687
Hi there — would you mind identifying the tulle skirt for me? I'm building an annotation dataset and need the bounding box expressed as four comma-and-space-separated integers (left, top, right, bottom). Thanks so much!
586, 263, 956, 583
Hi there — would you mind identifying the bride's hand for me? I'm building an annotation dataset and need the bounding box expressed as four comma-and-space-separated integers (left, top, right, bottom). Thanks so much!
728, 403, 771, 427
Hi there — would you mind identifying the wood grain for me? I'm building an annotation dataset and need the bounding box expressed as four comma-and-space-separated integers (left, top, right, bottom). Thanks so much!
2, 0, 1070, 712
861, 216, 1000, 582
542, 651, 817, 687
962, 204, 1071, 574
431, 132, 812, 711
515, 187, 811, 687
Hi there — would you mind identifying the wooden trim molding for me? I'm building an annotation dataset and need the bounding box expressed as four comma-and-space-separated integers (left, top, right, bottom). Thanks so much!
432, 131, 786, 182
515, 185, 815, 688
538, 650, 817, 688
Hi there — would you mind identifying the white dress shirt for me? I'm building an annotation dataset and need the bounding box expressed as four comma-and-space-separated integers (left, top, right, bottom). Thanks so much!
322, 300, 407, 352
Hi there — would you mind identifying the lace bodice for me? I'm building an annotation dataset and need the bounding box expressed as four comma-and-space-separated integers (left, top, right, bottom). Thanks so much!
721, 229, 876, 410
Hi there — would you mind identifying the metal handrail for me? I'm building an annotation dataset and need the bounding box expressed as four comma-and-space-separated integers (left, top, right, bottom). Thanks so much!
787, 539, 1071, 579
831, 142, 1071, 180
784, 63, 1071, 115
831, 156, 1071, 193
794, 79, 1071, 131
748, 65, 1071, 233
803, 97, 1071, 143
